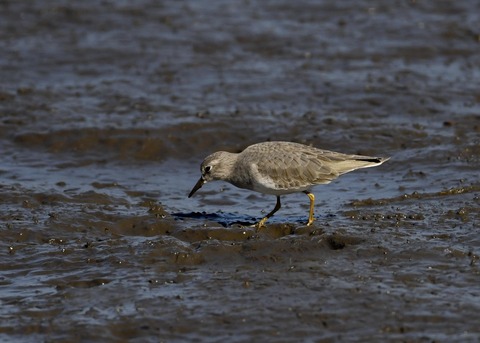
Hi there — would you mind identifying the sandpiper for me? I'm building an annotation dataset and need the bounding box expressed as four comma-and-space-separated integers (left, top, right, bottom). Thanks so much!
189, 141, 389, 228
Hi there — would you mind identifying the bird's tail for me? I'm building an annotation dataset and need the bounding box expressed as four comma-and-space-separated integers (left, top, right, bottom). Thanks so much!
335, 156, 390, 175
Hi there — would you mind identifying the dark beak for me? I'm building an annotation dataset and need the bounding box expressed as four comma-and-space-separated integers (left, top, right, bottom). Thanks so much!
188, 177, 205, 198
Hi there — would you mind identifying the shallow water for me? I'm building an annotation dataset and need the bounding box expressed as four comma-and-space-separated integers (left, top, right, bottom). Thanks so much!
1, 1, 480, 342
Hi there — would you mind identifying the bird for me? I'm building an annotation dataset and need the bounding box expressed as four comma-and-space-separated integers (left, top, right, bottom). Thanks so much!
188, 141, 389, 228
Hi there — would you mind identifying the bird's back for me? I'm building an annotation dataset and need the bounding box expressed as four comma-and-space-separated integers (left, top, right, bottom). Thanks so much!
237, 141, 388, 193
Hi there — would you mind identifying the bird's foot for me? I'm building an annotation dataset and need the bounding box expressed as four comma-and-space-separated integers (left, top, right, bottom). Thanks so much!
254, 217, 268, 230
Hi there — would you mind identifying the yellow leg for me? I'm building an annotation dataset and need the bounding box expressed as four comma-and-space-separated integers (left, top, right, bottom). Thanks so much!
256, 216, 268, 228
304, 191, 315, 226
255, 196, 281, 229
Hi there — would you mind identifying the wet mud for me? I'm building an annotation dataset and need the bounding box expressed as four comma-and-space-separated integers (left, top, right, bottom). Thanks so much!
1, 1, 479, 342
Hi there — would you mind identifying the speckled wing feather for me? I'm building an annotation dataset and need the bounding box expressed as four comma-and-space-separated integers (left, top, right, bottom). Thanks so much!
240, 142, 385, 191
241, 142, 341, 190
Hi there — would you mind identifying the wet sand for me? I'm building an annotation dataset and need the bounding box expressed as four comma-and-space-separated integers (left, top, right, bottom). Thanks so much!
1, 1, 479, 342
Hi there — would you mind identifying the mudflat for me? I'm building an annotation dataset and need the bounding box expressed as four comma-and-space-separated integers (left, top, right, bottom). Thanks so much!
1, 1, 479, 342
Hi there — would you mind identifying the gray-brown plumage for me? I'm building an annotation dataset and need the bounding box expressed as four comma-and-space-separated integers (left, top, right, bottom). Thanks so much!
189, 141, 389, 228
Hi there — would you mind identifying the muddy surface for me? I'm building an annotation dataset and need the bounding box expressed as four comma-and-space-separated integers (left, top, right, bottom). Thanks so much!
1, 1, 479, 342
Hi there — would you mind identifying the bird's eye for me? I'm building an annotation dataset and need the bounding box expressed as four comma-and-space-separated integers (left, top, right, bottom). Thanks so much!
204, 165, 212, 173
